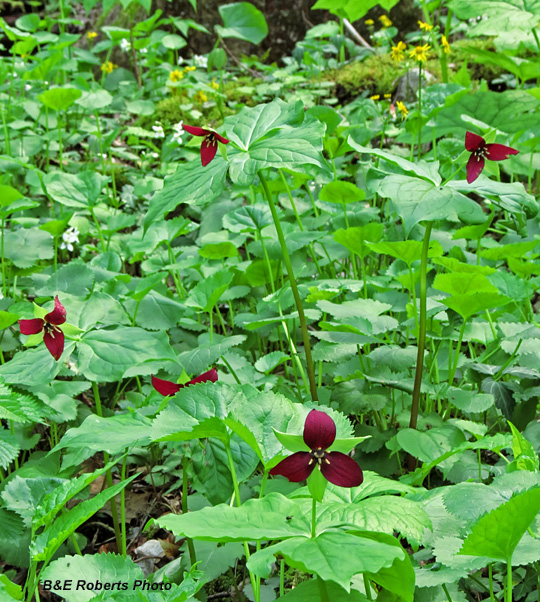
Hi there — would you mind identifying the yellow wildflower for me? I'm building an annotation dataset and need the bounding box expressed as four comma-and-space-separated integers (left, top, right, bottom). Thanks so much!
169, 69, 184, 82
100, 61, 117, 74
441, 35, 451, 54
418, 20, 433, 31
391, 41, 406, 62
370, 94, 380, 100
408, 44, 430, 62
193, 90, 208, 103
379, 15, 393, 28
365, 19, 374, 26
184, 66, 196, 72
396, 101, 408, 116
211, 78, 220, 90
384, 93, 392, 99
87, 31, 98, 40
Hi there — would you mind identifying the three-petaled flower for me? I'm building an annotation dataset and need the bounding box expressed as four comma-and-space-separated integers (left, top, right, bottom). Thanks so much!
19, 296, 66, 360
183, 125, 229, 167
269, 409, 363, 488
465, 131, 519, 184
151, 368, 218, 395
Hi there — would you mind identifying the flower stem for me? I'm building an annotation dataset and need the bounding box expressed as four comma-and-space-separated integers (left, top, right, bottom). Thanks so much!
506, 560, 513, 602
182, 453, 197, 567
258, 170, 318, 402
92, 382, 123, 553
409, 222, 433, 439
417, 61, 423, 159
120, 449, 128, 556
317, 576, 330, 602
311, 497, 317, 538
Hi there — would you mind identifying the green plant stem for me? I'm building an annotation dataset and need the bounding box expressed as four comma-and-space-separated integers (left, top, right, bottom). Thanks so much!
442, 583, 454, 602
224, 441, 259, 602
92, 382, 122, 553
89, 207, 106, 252
220, 354, 241, 384
280, 560, 285, 597
317, 576, 330, 602
533, 27, 540, 54
182, 454, 197, 567
259, 170, 318, 402
311, 497, 316, 538
489, 563, 496, 602
1, 217, 5, 298
409, 222, 433, 437
448, 318, 467, 384
417, 61, 423, 159
506, 560, 512, 602
120, 449, 128, 556
364, 575, 373, 601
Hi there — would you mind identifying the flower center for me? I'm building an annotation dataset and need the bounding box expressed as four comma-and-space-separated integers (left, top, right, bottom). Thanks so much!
206, 133, 217, 146
309, 447, 331, 465
474, 147, 487, 158
44, 323, 61, 338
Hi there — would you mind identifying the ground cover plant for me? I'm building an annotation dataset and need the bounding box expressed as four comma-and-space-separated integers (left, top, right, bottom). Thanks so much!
1, 0, 540, 600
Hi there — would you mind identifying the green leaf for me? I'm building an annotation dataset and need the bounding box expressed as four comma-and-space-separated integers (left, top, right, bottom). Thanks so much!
508, 421, 539, 472
78, 328, 176, 382
199, 241, 238, 259
278, 579, 368, 602
156, 493, 310, 541
0, 346, 62, 386
144, 159, 228, 231
366, 240, 443, 265
396, 425, 466, 465
0, 184, 23, 206
441, 293, 512, 320
38, 263, 95, 298
31, 475, 137, 562
333, 224, 384, 258
459, 488, 540, 562
76, 90, 113, 110
44, 171, 107, 208
161, 33, 187, 49
379, 175, 485, 235
41, 553, 144, 602
248, 531, 406, 592
223, 204, 273, 232
319, 181, 365, 204
0, 574, 23, 601
216, 2, 268, 44
53, 414, 152, 458
125, 99, 156, 116
433, 272, 498, 296
447, 388, 495, 412
254, 351, 290, 374
185, 270, 234, 312
312, 0, 399, 21
38, 87, 82, 111
0, 311, 20, 330
4, 228, 53, 269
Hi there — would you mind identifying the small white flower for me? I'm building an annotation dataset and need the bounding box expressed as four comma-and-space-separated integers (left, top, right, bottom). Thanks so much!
120, 184, 135, 206
177, 56, 184, 65
152, 124, 165, 138
25, 84, 31, 91
140, 47, 148, 54
193, 54, 208, 68
171, 120, 184, 144
120, 38, 131, 52
60, 226, 79, 252
152, 152, 159, 159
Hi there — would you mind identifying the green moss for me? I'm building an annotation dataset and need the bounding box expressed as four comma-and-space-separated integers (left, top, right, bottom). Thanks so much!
323, 37, 507, 101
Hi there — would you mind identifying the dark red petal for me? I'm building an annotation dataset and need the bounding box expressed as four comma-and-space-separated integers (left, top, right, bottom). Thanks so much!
200, 137, 218, 166
465, 131, 485, 152
303, 409, 336, 451
152, 375, 181, 396
19, 318, 44, 335
485, 143, 519, 161
269, 452, 314, 482
43, 328, 64, 361
321, 452, 364, 488
214, 132, 230, 145
44, 296, 67, 325
183, 125, 209, 137
186, 368, 218, 386
466, 153, 485, 184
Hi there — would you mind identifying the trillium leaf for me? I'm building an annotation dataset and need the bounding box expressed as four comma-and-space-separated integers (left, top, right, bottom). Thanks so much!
441, 293, 512, 320
319, 181, 365, 204
44, 171, 107, 208
38, 87, 82, 111
277, 579, 368, 602
378, 175, 485, 235
333, 224, 384, 258
216, 2, 268, 44
459, 488, 540, 562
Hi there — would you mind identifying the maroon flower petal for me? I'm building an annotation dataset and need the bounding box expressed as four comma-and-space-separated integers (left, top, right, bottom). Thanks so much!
321, 452, 364, 488
151, 375, 181, 396
186, 368, 218, 386
19, 318, 44, 335
200, 137, 218, 166
303, 409, 336, 451
183, 125, 209, 137
43, 328, 64, 361
214, 132, 230, 145
465, 131, 485, 152
466, 153, 485, 184
44, 296, 67, 325
485, 143, 519, 161
269, 452, 314, 482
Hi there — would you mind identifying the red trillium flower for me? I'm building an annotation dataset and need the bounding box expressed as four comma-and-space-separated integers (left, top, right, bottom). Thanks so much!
270, 409, 363, 488
151, 367, 218, 396
182, 125, 229, 167
465, 131, 519, 184
18, 296, 66, 361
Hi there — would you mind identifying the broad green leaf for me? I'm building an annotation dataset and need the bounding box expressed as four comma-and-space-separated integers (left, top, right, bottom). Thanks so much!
185, 270, 234, 312
247, 530, 407, 592
0, 345, 63, 386
0, 184, 23, 206
379, 175, 485, 235
144, 159, 228, 231
396, 425, 466, 465
76, 90, 113, 110
223, 204, 273, 232
319, 181, 365, 204
199, 241, 238, 259
44, 171, 107, 208
4, 228, 53, 269
312, 0, 399, 21
333, 224, 384, 258
508, 421, 539, 472
447, 388, 495, 412
161, 33, 187, 49
38, 87, 82, 111
53, 414, 152, 457
78, 328, 176, 382
433, 272, 498, 296
278, 579, 368, 602
459, 488, 540, 562
0, 380, 47, 424
443, 483, 508, 525
0, 574, 22, 601
2, 476, 64, 525
366, 240, 443, 265
31, 475, 137, 562
254, 351, 290, 374
41, 553, 144, 602
156, 493, 310, 541
480, 240, 540, 261
37, 263, 95, 298
441, 293, 512, 320
216, 2, 268, 44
